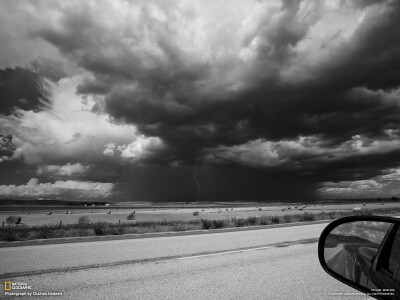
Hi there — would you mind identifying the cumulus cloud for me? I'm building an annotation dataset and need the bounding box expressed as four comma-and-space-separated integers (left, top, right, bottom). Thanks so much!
319, 180, 384, 198
118, 136, 163, 161
206, 133, 400, 176
319, 166, 400, 198
36, 163, 89, 177
0, 75, 164, 166
0, 178, 114, 200
103, 143, 116, 157
102, 137, 163, 161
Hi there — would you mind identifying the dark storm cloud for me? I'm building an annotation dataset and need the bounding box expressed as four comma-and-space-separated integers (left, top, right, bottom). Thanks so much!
2, 0, 400, 200
314, 149, 400, 183
0, 160, 37, 186
27, 0, 399, 196
0, 67, 50, 115
109, 0, 400, 181
224, 0, 400, 146
116, 164, 317, 202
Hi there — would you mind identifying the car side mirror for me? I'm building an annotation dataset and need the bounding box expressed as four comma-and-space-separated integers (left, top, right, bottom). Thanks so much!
318, 216, 400, 300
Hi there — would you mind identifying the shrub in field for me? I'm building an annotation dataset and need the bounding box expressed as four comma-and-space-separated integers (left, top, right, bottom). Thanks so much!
327, 212, 337, 219
200, 219, 225, 229
93, 222, 106, 235
66, 228, 93, 237
34, 226, 57, 239
6, 216, 21, 225
19, 228, 30, 240
248, 216, 259, 225
172, 221, 186, 231
259, 215, 270, 225
201, 219, 213, 229
362, 209, 373, 216
212, 219, 225, 229
78, 216, 91, 225
193, 211, 199, 216
235, 218, 246, 227
300, 212, 316, 222
1, 228, 18, 241
108, 227, 125, 235
79, 228, 94, 236
283, 215, 293, 223
127, 212, 136, 220
270, 216, 281, 224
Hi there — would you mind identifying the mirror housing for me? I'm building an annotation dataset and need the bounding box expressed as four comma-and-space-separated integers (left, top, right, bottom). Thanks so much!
318, 215, 400, 300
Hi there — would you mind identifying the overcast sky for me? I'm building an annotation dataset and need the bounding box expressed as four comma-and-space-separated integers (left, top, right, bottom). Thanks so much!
1, 0, 400, 202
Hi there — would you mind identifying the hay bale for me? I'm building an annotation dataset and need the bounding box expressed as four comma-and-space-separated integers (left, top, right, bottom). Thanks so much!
6, 216, 21, 225
127, 212, 136, 220
78, 216, 90, 225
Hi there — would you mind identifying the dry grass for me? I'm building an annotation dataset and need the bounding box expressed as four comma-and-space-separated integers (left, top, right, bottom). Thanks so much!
1, 206, 399, 242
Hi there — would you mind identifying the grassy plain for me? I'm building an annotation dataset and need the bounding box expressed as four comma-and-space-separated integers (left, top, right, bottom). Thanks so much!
1, 201, 400, 242
2, 201, 400, 226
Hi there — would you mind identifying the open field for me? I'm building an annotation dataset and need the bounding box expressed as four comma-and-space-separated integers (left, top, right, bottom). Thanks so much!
1, 200, 400, 242
1, 201, 400, 226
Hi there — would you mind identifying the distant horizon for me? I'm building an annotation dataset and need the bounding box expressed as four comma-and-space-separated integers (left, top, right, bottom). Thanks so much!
1, 197, 397, 204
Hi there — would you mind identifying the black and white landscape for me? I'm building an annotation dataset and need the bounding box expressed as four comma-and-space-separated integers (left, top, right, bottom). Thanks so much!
1, 1, 400, 299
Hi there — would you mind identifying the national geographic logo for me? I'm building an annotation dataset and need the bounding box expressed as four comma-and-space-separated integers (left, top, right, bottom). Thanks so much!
4, 281, 63, 297
4, 281, 32, 290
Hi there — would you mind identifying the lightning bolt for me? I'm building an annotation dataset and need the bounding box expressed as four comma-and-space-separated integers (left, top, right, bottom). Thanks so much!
193, 158, 200, 202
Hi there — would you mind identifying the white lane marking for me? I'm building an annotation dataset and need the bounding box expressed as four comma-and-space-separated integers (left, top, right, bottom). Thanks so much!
178, 245, 273, 260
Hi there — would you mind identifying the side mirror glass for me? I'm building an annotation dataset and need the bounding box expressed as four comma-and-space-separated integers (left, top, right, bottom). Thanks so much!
318, 216, 400, 300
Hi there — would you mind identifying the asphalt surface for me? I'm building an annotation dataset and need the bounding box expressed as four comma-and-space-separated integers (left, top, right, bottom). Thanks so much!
1, 222, 371, 299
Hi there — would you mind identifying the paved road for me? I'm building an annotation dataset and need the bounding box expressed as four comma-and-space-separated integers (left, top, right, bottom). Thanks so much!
1, 222, 371, 299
